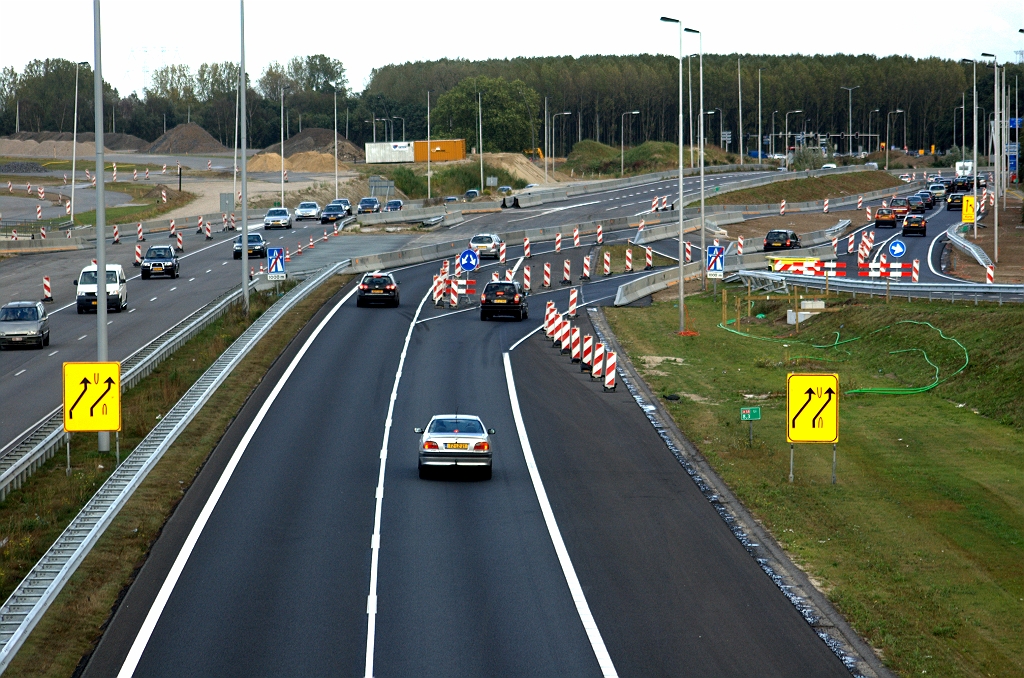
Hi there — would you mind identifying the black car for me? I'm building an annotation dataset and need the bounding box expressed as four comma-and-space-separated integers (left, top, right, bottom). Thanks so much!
946, 193, 965, 211
763, 229, 801, 250
141, 245, 179, 279
907, 195, 926, 214
356, 272, 400, 307
903, 215, 927, 237
233, 233, 267, 259
358, 197, 381, 214
480, 281, 528, 321
915, 191, 935, 209
321, 204, 347, 223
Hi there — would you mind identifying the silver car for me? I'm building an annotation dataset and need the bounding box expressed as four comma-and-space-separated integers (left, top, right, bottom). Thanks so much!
415, 414, 495, 479
0, 301, 50, 349
263, 207, 292, 229
929, 183, 946, 199
294, 201, 320, 221
469, 233, 504, 259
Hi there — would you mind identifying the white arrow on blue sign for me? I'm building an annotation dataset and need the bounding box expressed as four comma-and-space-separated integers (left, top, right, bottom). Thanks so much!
458, 249, 480, 271
888, 240, 906, 258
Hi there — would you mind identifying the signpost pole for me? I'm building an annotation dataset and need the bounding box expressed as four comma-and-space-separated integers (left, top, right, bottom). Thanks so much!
832, 443, 837, 484
789, 444, 794, 483
749, 420, 753, 446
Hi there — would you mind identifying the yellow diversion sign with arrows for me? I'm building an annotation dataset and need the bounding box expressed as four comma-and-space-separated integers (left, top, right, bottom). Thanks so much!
786, 373, 838, 443
63, 362, 121, 432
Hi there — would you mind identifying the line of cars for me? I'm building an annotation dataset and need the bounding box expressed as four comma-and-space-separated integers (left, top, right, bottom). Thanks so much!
874, 178, 968, 237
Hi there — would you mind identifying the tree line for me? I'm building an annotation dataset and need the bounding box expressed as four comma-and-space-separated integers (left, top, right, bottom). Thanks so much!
2, 53, 1020, 156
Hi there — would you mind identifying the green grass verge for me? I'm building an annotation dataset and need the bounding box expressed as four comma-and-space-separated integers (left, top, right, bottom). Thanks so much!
704, 171, 903, 206
71, 182, 196, 227
380, 163, 526, 199
2, 275, 350, 676
564, 140, 750, 177
605, 290, 1024, 677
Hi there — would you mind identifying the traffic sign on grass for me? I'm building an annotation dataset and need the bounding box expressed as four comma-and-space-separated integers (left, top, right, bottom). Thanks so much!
63, 362, 121, 432
706, 245, 725, 280
786, 373, 838, 443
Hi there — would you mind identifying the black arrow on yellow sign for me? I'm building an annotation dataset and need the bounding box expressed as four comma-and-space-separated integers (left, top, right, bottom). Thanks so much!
791, 388, 814, 428
69, 378, 90, 420
812, 388, 835, 427
90, 377, 115, 416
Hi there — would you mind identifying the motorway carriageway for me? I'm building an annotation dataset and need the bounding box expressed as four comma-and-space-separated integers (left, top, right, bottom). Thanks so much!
84, 230, 851, 677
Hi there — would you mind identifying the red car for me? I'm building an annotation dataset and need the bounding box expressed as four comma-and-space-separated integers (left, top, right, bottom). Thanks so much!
889, 197, 909, 220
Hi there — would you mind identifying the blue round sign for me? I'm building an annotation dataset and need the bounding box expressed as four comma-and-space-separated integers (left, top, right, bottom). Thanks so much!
458, 249, 480, 271
888, 240, 907, 258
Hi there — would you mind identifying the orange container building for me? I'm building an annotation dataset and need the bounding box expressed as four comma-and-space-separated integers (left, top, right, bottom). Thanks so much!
413, 139, 466, 163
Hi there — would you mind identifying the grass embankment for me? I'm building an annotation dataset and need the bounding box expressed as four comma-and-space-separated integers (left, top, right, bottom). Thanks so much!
382, 163, 526, 199
3, 275, 350, 676
704, 170, 903, 206
605, 291, 1024, 677
563, 140, 762, 178
72, 182, 196, 227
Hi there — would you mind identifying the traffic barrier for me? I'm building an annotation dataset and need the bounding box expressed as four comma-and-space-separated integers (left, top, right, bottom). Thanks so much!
42, 276, 52, 302
775, 260, 847, 276
133, 169, 138, 181
111, 225, 119, 244
561, 259, 571, 284
524, 237, 532, 258
112, 163, 117, 182
65, 200, 71, 215
441, 259, 449, 277
308, 236, 315, 249
581, 335, 593, 372
66, 228, 71, 239
250, 266, 254, 279
10, 230, 16, 241
625, 247, 633, 272
450, 279, 459, 307
986, 265, 994, 284
231, 213, 236, 229
176, 232, 183, 251
285, 248, 291, 262
145, 168, 149, 180
6, 180, 11, 192
645, 247, 653, 270
196, 215, 204, 234
543, 262, 551, 287
661, 196, 668, 211
780, 200, 786, 215
823, 199, 829, 213
880, 253, 887, 267
570, 327, 581, 362
37, 186, 44, 200
560, 319, 571, 354
36, 205, 41, 220
714, 238, 720, 247
492, 271, 499, 282
545, 302, 557, 337
597, 224, 604, 244
207, 160, 212, 171
162, 164, 167, 174
91, 177, 96, 187
568, 288, 578, 318
603, 251, 611, 276
651, 196, 658, 212
592, 342, 605, 379
499, 241, 506, 264
222, 213, 228, 230
523, 266, 531, 290
912, 259, 920, 283
857, 196, 863, 209
603, 351, 617, 391
454, 259, 462, 277
284, 169, 289, 182
831, 237, 837, 253
685, 241, 692, 262
137, 223, 145, 241
161, 188, 168, 203
505, 269, 514, 281
205, 222, 212, 240
737, 236, 744, 256
573, 227, 580, 248
134, 244, 142, 266
168, 219, 176, 238
847, 234, 855, 254
634, 219, 645, 243
24, 182, 30, 194
858, 262, 911, 277
555, 233, 562, 253
40, 226, 46, 240
581, 255, 591, 280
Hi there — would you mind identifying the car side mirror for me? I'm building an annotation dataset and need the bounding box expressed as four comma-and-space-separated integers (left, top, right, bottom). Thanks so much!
413, 427, 424, 434
487, 428, 496, 435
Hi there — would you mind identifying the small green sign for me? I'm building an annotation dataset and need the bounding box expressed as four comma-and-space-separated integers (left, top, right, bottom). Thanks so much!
740, 406, 761, 421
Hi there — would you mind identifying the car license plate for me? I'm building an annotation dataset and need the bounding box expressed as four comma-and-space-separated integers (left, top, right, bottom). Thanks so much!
446, 443, 469, 450
371, 290, 383, 294
494, 299, 506, 303
12, 337, 22, 342
153, 266, 162, 271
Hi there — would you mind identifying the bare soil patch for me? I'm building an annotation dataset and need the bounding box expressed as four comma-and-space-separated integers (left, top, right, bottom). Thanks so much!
946, 194, 1024, 284
147, 123, 226, 155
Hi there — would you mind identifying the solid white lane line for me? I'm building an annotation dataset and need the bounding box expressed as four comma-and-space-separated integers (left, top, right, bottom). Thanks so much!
502, 353, 618, 677
117, 282, 362, 678
926, 231, 965, 282
14, 370, 26, 377
205, 270, 212, 274
364, 284, 433, 678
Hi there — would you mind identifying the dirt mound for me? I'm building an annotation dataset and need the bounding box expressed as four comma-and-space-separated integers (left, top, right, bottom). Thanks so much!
0, 161, 47, 173
0, 136, 96, 158
141, 183, 184, 202
262, 127, 364, 162
485, 153, 548, 184
146, 123, 227, 155
246, 150, 349, 173
247, 153, 285, 173
6, 131, 150, 151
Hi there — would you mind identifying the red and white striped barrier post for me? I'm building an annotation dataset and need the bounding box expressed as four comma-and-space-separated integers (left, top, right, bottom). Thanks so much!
523, 266, 531, 290
603, 351, 617, 391
581, 335, 593, 372
134, 244, 142, 265
661, 196, 668, 211
7, 180, 12, 192
625, 247, 633, 272
111, 225, 120, 244
285, 248, 291, 262
523, 237, 532, 258
112, 164, 117, 182
169, 219, 177, 238
432, 276, 441, 304
780, 200, 786, 215
308, 235, 315, 249
645, 247, 653, 270
36, 205, 41, 220
137, 223, 145, 241
284, 169, 289, 182
450, 279, 459, 307
26, 182, 31, 194
499, 241, 506, 264
133, 168, 138, 181
42, 276, 53, 302
823, 198, 829, 214
250, 266, 254, 280
561, 259, 571, 284
635, 219, 645, 244
91, 177, 96, 187
568, 288, 578, 318
573, 227, 580, 248
543, 262, 551, 287
555, 232, 562, 253
230, 213, 236, 229
831, 237, 837, 253
713, 238, 719, 247
544, 302, 557, 337
37, 185, 44, 200
857, 196, 863, 209
454, 259, 462, 277
145, 168, 149, 180
685, 241, 692, 262
560, 319, 571, 354
222, 213, 228, 230
40, 225, 46, 239
596, 224, 603, 244
651, 196, 658, 212
986, 265, 994, 284
67, 229, 72, 238
10, 229, 17, 241
176, 231, 183, 251
989, 193, 994, 207
582, 255, 591, 280
162, 164, 167, 174
505, 268, 514, 282
161, 189, 167, 203
737, 236, 744, 256
603, 251, 611, 276
65, 200, 71, 215
592, 342, 605, 380
196, 215, 204, 234
441, 259, 449, 277
207, 159, 212, 171
847, 234, 855, 254
912, 259, 920, 283
491, 271, 499, 282
570, 327, 581, 363
205, 221, 212, 240
880, 253, 887, 267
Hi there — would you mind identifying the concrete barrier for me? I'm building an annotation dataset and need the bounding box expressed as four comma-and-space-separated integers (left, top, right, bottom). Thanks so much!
683, 179, 928, 216
356, 205, 448, 226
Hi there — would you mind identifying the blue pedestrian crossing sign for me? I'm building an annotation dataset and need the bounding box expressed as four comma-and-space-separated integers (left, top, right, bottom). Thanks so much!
267, 248, 286, 273
888, 240, 906, 258
459, 249, 480, 272
706, 245, 725, 279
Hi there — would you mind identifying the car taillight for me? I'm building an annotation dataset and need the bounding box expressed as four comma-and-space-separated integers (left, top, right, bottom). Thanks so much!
422, 441, 439, 450
359, 284, 368, 290
474, 441, 490, 451
514, 294, 520, 303
764, 239, 768, 246
786, 239, 791, 246
386, 284, 396, 290
480, 293, 486, 302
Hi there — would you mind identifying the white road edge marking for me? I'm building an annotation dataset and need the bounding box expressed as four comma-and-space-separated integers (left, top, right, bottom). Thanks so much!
502, 353, 618, 677
364, 284, 433, 678
116, 282, 362, 678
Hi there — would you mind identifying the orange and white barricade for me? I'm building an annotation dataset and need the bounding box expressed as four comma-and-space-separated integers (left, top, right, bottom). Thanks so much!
603, 251, 611, 276
570, 327, 581, 362
555, 233, 562, 253
543, 262, 551, 287
568, 288, 578, 318
581, 335, 593, 372
561, 259, 571, 284
592, 342, 605, 379
603, 351, 617, 391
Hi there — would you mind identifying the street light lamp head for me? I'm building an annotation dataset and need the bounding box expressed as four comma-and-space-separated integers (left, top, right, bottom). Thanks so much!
630, 110, 639, 115
660, 16, 679, 23
981, 52, 995, 58
683, 27, 699, 34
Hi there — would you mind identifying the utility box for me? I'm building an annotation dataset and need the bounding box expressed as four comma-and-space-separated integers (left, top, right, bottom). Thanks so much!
220, 193, 233, 213
414, 139, 466, 163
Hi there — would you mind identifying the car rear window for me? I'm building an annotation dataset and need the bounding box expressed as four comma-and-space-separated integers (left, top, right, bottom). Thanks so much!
485, 283, 517, 296
428, 418, 484, 434
362, 274, 394, 285
891, 198, 908, 206
877, 208, 892, 215
471, 235, 492, 245
765, 231, 788, 241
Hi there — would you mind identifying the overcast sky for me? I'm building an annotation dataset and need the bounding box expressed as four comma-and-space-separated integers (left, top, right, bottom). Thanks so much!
3, 1, 1023, 95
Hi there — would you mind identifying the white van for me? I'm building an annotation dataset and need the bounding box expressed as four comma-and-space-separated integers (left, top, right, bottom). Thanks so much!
74, 263, 128, 314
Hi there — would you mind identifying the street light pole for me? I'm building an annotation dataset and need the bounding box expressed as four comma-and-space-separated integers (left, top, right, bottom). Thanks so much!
841, 86, 859, 157
688, 54, 695, 168
392, 116, 405, 142
757, 68, 762, 163
885, 109, 903, 172
684, 27, 704, 289
661, 16, 686, 332
738, 58, 743, 165
239, 0, 249, 316
70, 60, 88, 223
334, 87, 338, 200
868, 109, 879, 155
553, 111, 572, 174
714, 108, 724, 151
544, 97, 548, 183
785, 110, 802, 170
233, 71, 239, 208
983, 53, 999, 262
92, 0, 109, 453
772, 110, 778, 158
620, 110, 639, 175
280, 84, 287, 207
962, 58, 979, 238
478, 92, 484, 193
427, 90, 433, 199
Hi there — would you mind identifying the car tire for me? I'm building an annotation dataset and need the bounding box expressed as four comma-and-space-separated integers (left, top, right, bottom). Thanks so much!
392, 297, 400, 307
141, 271, 150, 279
481, 466, 492, 481
43, 332, 49, 347
522, 308, 528, 320
356, 297, 365, 308
234, 253, 241, 260
516, 310, 523, 322
480, 311, 489, 321
77, 307, 84, 314
419, 463, 428, 479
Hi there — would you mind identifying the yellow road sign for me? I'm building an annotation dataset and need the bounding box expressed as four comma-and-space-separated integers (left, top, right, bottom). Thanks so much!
961, 195, 975, 223
63, 362, 121, 432
786, 373, 838, 443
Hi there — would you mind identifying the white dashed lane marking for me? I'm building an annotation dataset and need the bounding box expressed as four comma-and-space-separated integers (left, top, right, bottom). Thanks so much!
77, 335, 87, 341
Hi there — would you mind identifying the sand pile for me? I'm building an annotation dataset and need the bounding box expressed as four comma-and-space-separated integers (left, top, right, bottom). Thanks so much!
6, 131, 150, 151
142, 183, 184, 202
246, 151, 349, 173
147, 123, 227, 154
262, 127, 364, 162
247, 153, 285, 172
485, 153, 548, 184
0, 137, 96, 158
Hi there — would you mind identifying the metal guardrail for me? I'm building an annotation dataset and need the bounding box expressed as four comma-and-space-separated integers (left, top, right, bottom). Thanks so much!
0, 258, 352, 672
945, 221, 993, 268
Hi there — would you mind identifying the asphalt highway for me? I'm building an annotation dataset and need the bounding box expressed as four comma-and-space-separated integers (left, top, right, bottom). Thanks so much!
84, 231, 851, 677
